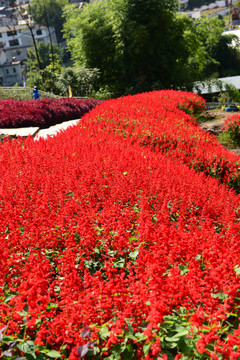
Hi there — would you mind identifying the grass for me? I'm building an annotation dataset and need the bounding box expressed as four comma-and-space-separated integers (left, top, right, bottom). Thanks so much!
198, 109, 240, 150
217, 131, 237, 148
0, 87, 60, 100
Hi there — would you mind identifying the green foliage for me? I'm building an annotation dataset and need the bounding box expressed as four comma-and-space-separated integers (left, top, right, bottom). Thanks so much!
56, 66, 100, 97
63, 1, 118, 91
87, 310, 198, 359
183, 16, 226, 82
234, 0, 240, 10
26, 62, 63, 94
27, 42, 64, 71
184, 17, 240, 82
26, 43, 101, 97
225, 122, 240, 147
63, 0, 240, 96
0, 87, 59, 100
28, 0, 68, 41
41, 61, 63, 94
26, 70, 44, 89
187, 0, 212, 9
214, 34, 240, 77
63, 0, 191, 95
0, 324, 64, 359
84, 307, 240, 359
224, 84, 240, 103
26, 42, 65, 91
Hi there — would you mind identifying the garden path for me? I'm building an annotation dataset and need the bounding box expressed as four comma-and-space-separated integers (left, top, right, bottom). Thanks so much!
0, 119, 79, 140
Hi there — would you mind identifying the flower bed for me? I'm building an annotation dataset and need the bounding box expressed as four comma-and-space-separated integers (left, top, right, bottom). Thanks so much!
1, 91, 240, 359
224, 113, 240, 147
0, 98, 102, 129
81, 90, 240, 192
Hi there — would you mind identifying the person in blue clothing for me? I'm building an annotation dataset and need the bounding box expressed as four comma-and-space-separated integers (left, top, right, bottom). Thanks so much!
33, 86, 41, 100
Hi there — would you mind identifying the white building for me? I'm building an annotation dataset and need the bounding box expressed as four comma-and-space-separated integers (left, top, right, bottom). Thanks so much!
0, 24, 57, 85
193, 76, 240, 94
0, 50, 24, 85
0, 24, 57, 62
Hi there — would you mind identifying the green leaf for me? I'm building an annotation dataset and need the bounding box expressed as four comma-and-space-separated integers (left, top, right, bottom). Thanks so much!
125, 319, 134, 335
211, 292, 228, 300
18, 341, 36, 358
99, 325, 110, 340
234, 265, 240, 276
178, 264, 189, 275
129, 250, 139, 260
195, 254, 201, 261
122, 343, 135, 360
46, 350, 62, 358
125, 333, 137, 341
105, 355, 120, 360
178, 337, 195, 355
175, 329, 189, 337
165, 336, 180, 342
143, 343, 151, 355
135, 332, 147, 342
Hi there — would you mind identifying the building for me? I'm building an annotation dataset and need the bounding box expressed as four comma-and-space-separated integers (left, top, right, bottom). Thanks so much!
0, 50, 24, 85
193, 75, 240, 95
0, 24, 57, 85
0, 24, 57, 62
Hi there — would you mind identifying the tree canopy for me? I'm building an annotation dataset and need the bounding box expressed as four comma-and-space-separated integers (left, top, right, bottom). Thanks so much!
63, 0, 192, 95
32, 0, 240, 97
29, 0, 68, 41
27, 41, 64, 71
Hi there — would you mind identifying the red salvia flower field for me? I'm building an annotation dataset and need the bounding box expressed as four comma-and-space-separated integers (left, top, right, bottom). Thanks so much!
224, 113, 240, 148
1, 90, 240, 359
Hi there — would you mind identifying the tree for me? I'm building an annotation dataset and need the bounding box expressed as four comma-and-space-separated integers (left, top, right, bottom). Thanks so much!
214, 34, 240, 77
63, 0, 240, 96
56, 66, 100, 97
63, 1, 118, 90
26, 42, 64, 71
182, 16, 240, 83
26, 42, 63, 92
29, 0, 68, 42
182, 16, 226, 82
63, 0, 192, 95
234, 0, 240, 10
15, 5, 42, 70
26, 60, 63, 92
187, 0, 212, 10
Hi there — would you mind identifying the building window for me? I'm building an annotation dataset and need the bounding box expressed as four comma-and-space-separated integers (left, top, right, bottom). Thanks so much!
7, 30, 17, 37
36, 29, 42, 36
0, 33, 2, 38
9, 39, 19, 47
6, 69, 9, 74
0, 42, 3, 48
13, 68, 16, 73
16, 50, 21, 55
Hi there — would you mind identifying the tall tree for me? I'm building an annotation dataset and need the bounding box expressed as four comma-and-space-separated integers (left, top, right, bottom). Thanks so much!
183, 16, 237, 81
29, 0, 68, 41
63, 0, 240, 95
63, 1, 117, 89
26, 42, 64, 71
187, 0, 212, 10
63, 0, 192, 95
